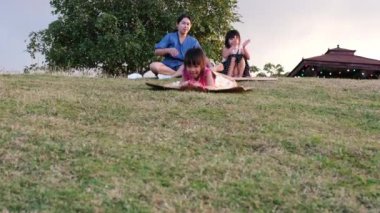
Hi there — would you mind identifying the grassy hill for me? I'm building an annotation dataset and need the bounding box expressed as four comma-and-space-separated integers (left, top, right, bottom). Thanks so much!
0, 74, 379, 212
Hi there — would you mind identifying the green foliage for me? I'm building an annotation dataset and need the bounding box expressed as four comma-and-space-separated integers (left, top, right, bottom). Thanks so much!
26, 0, 239, 75
263, 62, 285, 76
250, 65, 260, 73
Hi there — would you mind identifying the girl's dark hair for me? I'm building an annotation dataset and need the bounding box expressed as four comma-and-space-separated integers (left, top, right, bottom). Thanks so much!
177, 14, 192, 24
224, 30, 241, 48
184, 48, 206, 70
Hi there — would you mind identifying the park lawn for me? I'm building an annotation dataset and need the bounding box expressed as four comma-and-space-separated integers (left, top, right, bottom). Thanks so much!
0, 74, 379, 212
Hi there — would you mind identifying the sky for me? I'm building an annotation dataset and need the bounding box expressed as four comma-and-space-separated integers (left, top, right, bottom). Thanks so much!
235, 0, 380, 72
0, 0, 55, 73
1, 0, 380, 73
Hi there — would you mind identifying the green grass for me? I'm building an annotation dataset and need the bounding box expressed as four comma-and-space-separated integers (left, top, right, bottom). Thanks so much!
0, 74, 379, 212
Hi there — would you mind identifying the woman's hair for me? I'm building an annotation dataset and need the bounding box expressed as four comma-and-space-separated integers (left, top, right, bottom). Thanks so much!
176, 14, 192, 24
184, 48, 206, 70
224, 30, 241, 48
173, 14, 192, 32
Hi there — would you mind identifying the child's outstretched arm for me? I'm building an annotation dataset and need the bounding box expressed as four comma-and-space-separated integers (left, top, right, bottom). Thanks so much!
205, 68, 215, 87
242, 39, 251, 60
180, 75, 203, 89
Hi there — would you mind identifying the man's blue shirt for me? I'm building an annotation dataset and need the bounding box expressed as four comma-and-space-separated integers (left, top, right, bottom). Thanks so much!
155, 32, 201, 70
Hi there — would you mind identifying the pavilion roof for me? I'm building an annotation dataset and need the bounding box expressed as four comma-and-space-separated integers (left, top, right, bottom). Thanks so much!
288, 46, 380, 77
305, 46, 380, 66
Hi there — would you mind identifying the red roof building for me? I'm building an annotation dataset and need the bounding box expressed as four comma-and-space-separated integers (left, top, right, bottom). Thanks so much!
288, 45, 380, 79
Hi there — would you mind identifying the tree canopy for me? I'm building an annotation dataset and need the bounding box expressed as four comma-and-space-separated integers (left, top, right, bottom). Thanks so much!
27, 0, 240, 75
263, 63, 285, 76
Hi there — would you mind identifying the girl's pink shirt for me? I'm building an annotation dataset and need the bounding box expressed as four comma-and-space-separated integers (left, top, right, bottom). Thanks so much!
182, 67, 215, 87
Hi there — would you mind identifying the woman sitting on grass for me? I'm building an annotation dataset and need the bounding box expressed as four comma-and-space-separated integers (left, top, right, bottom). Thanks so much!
149, 14, 202, 78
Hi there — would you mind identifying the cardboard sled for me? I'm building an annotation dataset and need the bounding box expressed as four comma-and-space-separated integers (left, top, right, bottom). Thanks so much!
146, 71, 252, 93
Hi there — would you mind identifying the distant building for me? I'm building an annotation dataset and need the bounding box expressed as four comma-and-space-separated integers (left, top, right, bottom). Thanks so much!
288, 45, 380, 79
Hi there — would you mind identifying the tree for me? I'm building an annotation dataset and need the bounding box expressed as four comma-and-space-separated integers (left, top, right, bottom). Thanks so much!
27, 0, 240, 75
250, 65, 260, 73
263, 63, 284, 76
